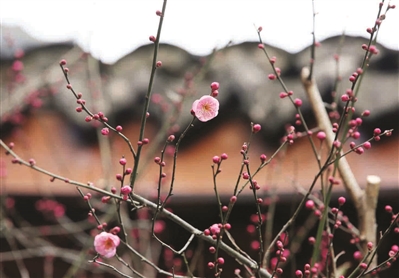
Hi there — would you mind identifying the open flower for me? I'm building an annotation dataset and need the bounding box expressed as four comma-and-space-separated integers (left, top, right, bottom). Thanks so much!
191, 95, 219, 122
94, 231, 120, 258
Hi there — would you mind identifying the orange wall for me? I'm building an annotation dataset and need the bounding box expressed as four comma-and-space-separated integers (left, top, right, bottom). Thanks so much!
1, 110, 398, 197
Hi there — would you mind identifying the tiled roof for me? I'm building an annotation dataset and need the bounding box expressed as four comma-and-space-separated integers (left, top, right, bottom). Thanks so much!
1, 30, 398, 144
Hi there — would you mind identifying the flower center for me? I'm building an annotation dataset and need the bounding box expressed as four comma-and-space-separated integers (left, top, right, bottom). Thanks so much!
104, 238, 114, 249
202, 103, 210, 112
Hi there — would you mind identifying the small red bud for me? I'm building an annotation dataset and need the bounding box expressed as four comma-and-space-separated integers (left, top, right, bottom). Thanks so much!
341, 94, 349, 102
210, 82, 220, 91
260, 154, 267, 163
211, 90, 219, 97
317, 131, 326, 140
385, 205, 393, 213
373, 128, 381, 135
101, 128, 110, 136
212, 156, 221, 164
167, 135, 175, 142
294, 98, 302, 107
305, 200, 315, 210
338, 197, 346, 206
252, 124, 262, 133
363, 142, 371, 149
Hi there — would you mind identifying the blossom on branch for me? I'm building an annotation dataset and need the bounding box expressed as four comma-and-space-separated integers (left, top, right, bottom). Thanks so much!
94, 231, 120, 258
191, 95, 219, 122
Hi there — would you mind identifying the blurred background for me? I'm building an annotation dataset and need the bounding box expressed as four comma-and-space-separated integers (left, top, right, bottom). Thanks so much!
2, 0, 398, 63
1, 0, 398, 277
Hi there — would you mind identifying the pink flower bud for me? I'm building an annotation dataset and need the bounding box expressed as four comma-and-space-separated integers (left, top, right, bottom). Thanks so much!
101, 128, 110, 135
317, 131, 326, 140
252, 124, 261, 133
294, 98, 302, 107
111, 226, 120, 234
352, 131, 360, 139
167, 135, 175, 142
260, 154, 267, 163
373, 128, 381, 135
279, 92, 288, 99
367, 242, 373, 250
305, 200, 315, 210
210, 82, 220, 91
230, 195, 237, 203
338, 197, 346, 206
121, 185, 132, 195
212, 156, 220, 164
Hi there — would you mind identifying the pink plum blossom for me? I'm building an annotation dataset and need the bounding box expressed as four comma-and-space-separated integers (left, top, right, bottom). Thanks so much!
191, 95, 219, 122
94, 231, 120, 258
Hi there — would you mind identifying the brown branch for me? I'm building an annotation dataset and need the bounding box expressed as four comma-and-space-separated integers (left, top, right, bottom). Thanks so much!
301, 67, 363, 203
0, 139, 271, 278
301, 67, 380, 265
361, 175, 380, 270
